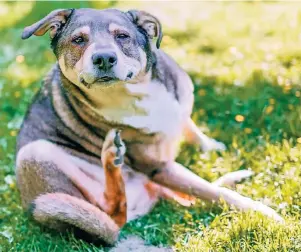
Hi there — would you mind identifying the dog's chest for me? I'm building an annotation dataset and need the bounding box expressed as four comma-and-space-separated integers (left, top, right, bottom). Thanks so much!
95, 81, 185, 139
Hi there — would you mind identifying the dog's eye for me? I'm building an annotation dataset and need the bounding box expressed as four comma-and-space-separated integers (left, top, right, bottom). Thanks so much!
116, 33, 130, 40
72, 36, 85, 44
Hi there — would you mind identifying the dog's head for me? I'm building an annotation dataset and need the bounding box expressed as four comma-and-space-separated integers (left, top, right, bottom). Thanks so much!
22, 8, 162, 87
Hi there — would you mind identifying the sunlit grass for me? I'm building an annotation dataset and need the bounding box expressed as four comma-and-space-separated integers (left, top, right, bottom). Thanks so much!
0, 1, 301, 251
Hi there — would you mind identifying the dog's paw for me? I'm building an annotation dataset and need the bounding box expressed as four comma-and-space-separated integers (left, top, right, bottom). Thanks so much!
102, 129, 126, 167
201, 138, 226, 152
213, 170, 254, 187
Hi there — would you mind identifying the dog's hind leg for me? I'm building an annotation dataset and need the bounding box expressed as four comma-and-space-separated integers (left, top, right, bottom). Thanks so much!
100, 129, 127, 227
31, 193, 119, 244
151, 162, 284, 222
16, 140, 119, 244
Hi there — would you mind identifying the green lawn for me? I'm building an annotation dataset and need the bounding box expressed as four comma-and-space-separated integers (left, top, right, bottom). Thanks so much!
1, 1, 301, 251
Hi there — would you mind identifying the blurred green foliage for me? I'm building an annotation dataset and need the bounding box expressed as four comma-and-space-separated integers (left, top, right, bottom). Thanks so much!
0, 1, 301, 251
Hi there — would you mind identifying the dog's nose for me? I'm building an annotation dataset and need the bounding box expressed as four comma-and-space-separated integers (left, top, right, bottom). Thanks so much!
92, 52, 117, 70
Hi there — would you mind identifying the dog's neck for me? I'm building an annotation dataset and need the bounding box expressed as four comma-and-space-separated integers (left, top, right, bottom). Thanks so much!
58, 67, 154, 123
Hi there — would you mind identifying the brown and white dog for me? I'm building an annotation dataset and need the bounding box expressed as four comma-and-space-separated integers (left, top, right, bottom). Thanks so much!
17, 8, 283, 246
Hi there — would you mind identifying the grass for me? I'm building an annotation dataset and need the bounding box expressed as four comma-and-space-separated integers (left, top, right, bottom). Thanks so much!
0, 1, 301, 251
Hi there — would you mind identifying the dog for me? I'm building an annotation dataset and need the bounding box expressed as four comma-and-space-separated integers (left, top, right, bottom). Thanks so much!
17, 8, 283, 246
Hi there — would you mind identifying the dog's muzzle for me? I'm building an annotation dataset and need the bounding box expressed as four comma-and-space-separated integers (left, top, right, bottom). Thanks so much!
79, 50, 134, 88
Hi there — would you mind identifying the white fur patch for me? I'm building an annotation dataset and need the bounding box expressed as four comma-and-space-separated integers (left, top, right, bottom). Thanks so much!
84, 80, 185, 140
124, 81, 185, 139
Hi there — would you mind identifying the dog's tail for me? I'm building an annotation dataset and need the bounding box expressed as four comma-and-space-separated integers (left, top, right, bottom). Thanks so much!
111, 236, 172, 252
213, 170, 254, 187
30, 192, 119, 245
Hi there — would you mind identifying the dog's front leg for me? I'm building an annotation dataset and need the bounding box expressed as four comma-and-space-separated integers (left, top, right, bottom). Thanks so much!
151, 161, 283, 222
183, 118, 226, 152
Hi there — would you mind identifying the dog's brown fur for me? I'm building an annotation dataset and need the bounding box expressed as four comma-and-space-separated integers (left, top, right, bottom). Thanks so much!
17, 8, 283, 247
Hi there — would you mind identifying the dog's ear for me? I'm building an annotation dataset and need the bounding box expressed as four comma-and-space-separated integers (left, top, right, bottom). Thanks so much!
126, 10, 163, 49
22, 9, 73, 40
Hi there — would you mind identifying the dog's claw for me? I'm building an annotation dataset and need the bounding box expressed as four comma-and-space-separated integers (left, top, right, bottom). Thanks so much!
113, 130, 124, 166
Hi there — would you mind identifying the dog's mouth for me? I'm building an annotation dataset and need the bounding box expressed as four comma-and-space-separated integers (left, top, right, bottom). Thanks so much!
99, 76, 114, 82
79, 75, 118, 88
94, 76, 121, 85
79, 71, 134, 88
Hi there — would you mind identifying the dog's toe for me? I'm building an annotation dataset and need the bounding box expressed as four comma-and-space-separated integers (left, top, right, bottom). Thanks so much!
201, 139, 226, 152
